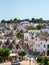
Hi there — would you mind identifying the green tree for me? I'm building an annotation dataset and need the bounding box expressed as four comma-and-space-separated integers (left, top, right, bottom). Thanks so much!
14, 18, 17, 21
13, 18, 17, 23
25, 26, 36, 30
17, 31, 23, 38
3, 48, 10, 58
1, 20, 5, 23
36, 56, 49, 65
0, 48, 10, 62
36, 24, 43, 30
42, 57, 48, 65
0, 49, 4, 58
48, 61, 49, 65
18, 51, 26, 60
36, 56, 43, 63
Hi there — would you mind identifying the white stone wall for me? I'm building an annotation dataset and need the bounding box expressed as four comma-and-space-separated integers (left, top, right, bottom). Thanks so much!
24, 31, 49, 56
33, 40, 49, 56
41, 29, 49, 33
28, 30, 40, 34
24, 33, 31, 41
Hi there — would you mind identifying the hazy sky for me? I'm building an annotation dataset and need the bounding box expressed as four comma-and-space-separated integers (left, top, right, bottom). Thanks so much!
0, 0, 49, 20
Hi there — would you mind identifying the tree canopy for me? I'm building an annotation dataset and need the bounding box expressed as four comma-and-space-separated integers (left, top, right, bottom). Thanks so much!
36, 56, 49, 65
25, 24, 44, 30
0, 48, 10, 58
1, 18, 49, 23
18, 50, 26, 60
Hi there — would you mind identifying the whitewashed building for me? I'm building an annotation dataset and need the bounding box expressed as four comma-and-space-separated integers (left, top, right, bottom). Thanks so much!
28, 30, 40, 34
24, 31, 49, 56
41, 29, 49, 34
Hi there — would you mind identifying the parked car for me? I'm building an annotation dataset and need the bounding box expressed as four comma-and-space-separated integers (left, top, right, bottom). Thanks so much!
11, 61, 20, 65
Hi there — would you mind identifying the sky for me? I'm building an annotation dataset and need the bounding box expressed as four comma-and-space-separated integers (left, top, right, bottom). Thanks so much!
0, 0, 49, 20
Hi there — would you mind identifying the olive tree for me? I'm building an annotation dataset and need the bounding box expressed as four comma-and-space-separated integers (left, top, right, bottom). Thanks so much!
18, 51, 26, 60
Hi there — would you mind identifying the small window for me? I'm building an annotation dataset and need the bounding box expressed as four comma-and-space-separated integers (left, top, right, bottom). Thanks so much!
47, 45, 49, 48
44, 45, 45, 47
32, 37, 33, 39
47, 50, 49, 56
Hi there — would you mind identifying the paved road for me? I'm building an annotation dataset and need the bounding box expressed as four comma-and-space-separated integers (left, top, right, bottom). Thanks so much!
0, 62, 11, 65
0, 61, 38, 65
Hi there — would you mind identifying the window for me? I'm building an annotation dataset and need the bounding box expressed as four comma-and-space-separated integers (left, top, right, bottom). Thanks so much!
47, 44, 49, 48
47, 50, 49, 56
44, 45, 45, 48
0, 43, 1, 46
31, 37, 33, 39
